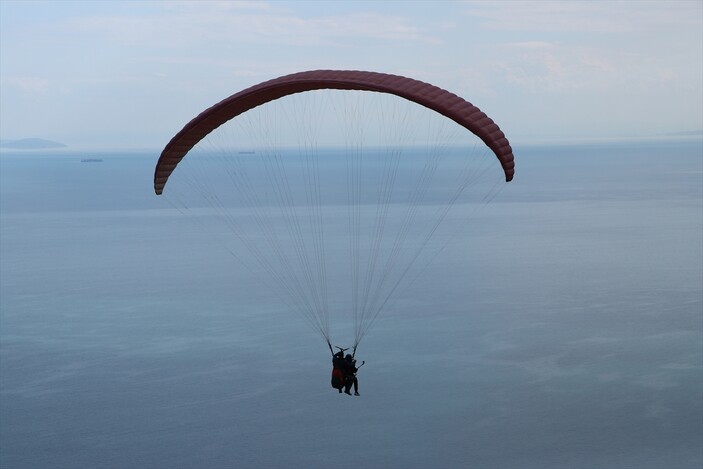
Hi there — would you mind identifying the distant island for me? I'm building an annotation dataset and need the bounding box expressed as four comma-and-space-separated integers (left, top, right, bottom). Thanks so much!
0, 138, 67, 149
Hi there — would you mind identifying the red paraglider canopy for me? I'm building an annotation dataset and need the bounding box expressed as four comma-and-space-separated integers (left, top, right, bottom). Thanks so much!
154, 70, 514, 194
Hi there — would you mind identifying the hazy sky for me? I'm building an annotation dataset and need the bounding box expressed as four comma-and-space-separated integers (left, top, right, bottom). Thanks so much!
1, 0, 701, 148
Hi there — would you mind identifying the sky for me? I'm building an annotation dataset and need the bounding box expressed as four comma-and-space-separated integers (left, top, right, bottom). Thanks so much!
0, 0, 702, 149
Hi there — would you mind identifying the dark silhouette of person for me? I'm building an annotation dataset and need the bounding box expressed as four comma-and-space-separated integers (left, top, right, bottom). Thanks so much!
343, 354, 360, 396
331, 351, 346, 393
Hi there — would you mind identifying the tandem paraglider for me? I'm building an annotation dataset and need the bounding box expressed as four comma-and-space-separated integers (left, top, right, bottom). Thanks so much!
154, 70, 514, 390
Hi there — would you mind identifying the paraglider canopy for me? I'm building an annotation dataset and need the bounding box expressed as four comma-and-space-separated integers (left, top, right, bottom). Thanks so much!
154, 70, 514, 194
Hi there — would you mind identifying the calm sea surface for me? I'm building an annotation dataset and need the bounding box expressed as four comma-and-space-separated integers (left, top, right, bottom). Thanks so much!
1, 141, 701, 468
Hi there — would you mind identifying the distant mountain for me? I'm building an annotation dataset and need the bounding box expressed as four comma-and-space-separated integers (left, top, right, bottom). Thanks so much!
0, 138, 67, 149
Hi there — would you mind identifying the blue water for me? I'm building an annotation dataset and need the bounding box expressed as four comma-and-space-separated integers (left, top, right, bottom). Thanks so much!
1, 141, 701, 468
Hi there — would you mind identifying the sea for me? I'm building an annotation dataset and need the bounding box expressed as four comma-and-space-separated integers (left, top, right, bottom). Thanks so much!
1, 140, 701, 469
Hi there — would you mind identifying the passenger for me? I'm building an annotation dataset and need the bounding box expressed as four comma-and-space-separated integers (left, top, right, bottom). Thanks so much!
343, 354, 360, 396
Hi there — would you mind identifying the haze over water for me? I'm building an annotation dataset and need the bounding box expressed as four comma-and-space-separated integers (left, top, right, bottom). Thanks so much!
1, 140, 701, 468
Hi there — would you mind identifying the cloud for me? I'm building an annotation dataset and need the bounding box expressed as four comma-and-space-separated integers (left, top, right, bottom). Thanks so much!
505, 41, 554, 50
1, 76, 50, 95
489, 36, 693, 96
460, 0, 702, 95
63, 3, 439, 50
489, 43, 608, 93
464, 0, 701, 34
